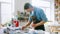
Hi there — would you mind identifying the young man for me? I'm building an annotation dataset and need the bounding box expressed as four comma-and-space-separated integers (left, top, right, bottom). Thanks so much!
22, 3, 48, 31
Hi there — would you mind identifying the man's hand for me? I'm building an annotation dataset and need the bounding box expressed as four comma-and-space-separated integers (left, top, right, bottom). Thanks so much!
22, 21, 31, 30
31, 24, 37, 28
22, 26, 26, 30
32, 21, 45, 28
36, 21, 45, 27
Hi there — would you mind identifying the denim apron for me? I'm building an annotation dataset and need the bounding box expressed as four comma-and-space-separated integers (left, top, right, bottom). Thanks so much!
31, 16, 45, 31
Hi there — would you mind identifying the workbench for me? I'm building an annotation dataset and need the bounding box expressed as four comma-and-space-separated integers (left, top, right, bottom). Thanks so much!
49, 26, 60, 34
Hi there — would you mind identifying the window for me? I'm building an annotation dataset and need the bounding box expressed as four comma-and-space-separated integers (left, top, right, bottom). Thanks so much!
1, 3, 12, 24
31, 0, 51, 21
32, 0, 50, 7
0, 0, 14, 24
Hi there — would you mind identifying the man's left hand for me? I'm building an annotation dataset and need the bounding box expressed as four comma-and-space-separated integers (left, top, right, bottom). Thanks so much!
31, 24, 37, 28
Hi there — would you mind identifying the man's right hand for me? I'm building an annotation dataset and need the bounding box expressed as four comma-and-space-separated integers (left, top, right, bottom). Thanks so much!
22, 26, 26, 30
22, 21, 31, 30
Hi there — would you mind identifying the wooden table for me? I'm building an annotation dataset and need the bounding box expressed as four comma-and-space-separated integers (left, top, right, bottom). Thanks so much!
50, 26, 60, 34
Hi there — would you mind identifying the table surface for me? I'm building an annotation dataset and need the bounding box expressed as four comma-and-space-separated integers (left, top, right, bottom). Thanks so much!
0, 27, 51, 34
49, 26, 60, 32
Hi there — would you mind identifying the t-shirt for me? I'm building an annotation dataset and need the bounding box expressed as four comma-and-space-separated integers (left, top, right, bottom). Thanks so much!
29, 7, 48, 23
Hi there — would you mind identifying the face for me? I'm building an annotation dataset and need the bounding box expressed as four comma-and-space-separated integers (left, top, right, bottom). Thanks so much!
26, 8, 33, 12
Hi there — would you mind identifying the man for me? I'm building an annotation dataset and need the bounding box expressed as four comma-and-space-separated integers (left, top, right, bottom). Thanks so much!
22, 3, 48, 31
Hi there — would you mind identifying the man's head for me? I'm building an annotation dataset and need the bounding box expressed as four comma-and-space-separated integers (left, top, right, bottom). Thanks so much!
24, 3, 33, 12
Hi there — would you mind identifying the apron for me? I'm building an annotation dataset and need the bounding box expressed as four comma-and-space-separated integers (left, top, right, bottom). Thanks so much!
31, 16, 45, 31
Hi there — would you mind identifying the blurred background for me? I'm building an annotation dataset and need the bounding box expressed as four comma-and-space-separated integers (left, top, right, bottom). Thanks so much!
0, 0, 60, 34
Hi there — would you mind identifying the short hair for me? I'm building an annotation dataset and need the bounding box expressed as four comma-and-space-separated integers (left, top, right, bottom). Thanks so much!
24, 3, 32, 10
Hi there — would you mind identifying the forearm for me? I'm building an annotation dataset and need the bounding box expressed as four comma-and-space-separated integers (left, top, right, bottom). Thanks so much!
25, 21, 31, 28
36, 21, 45, 27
